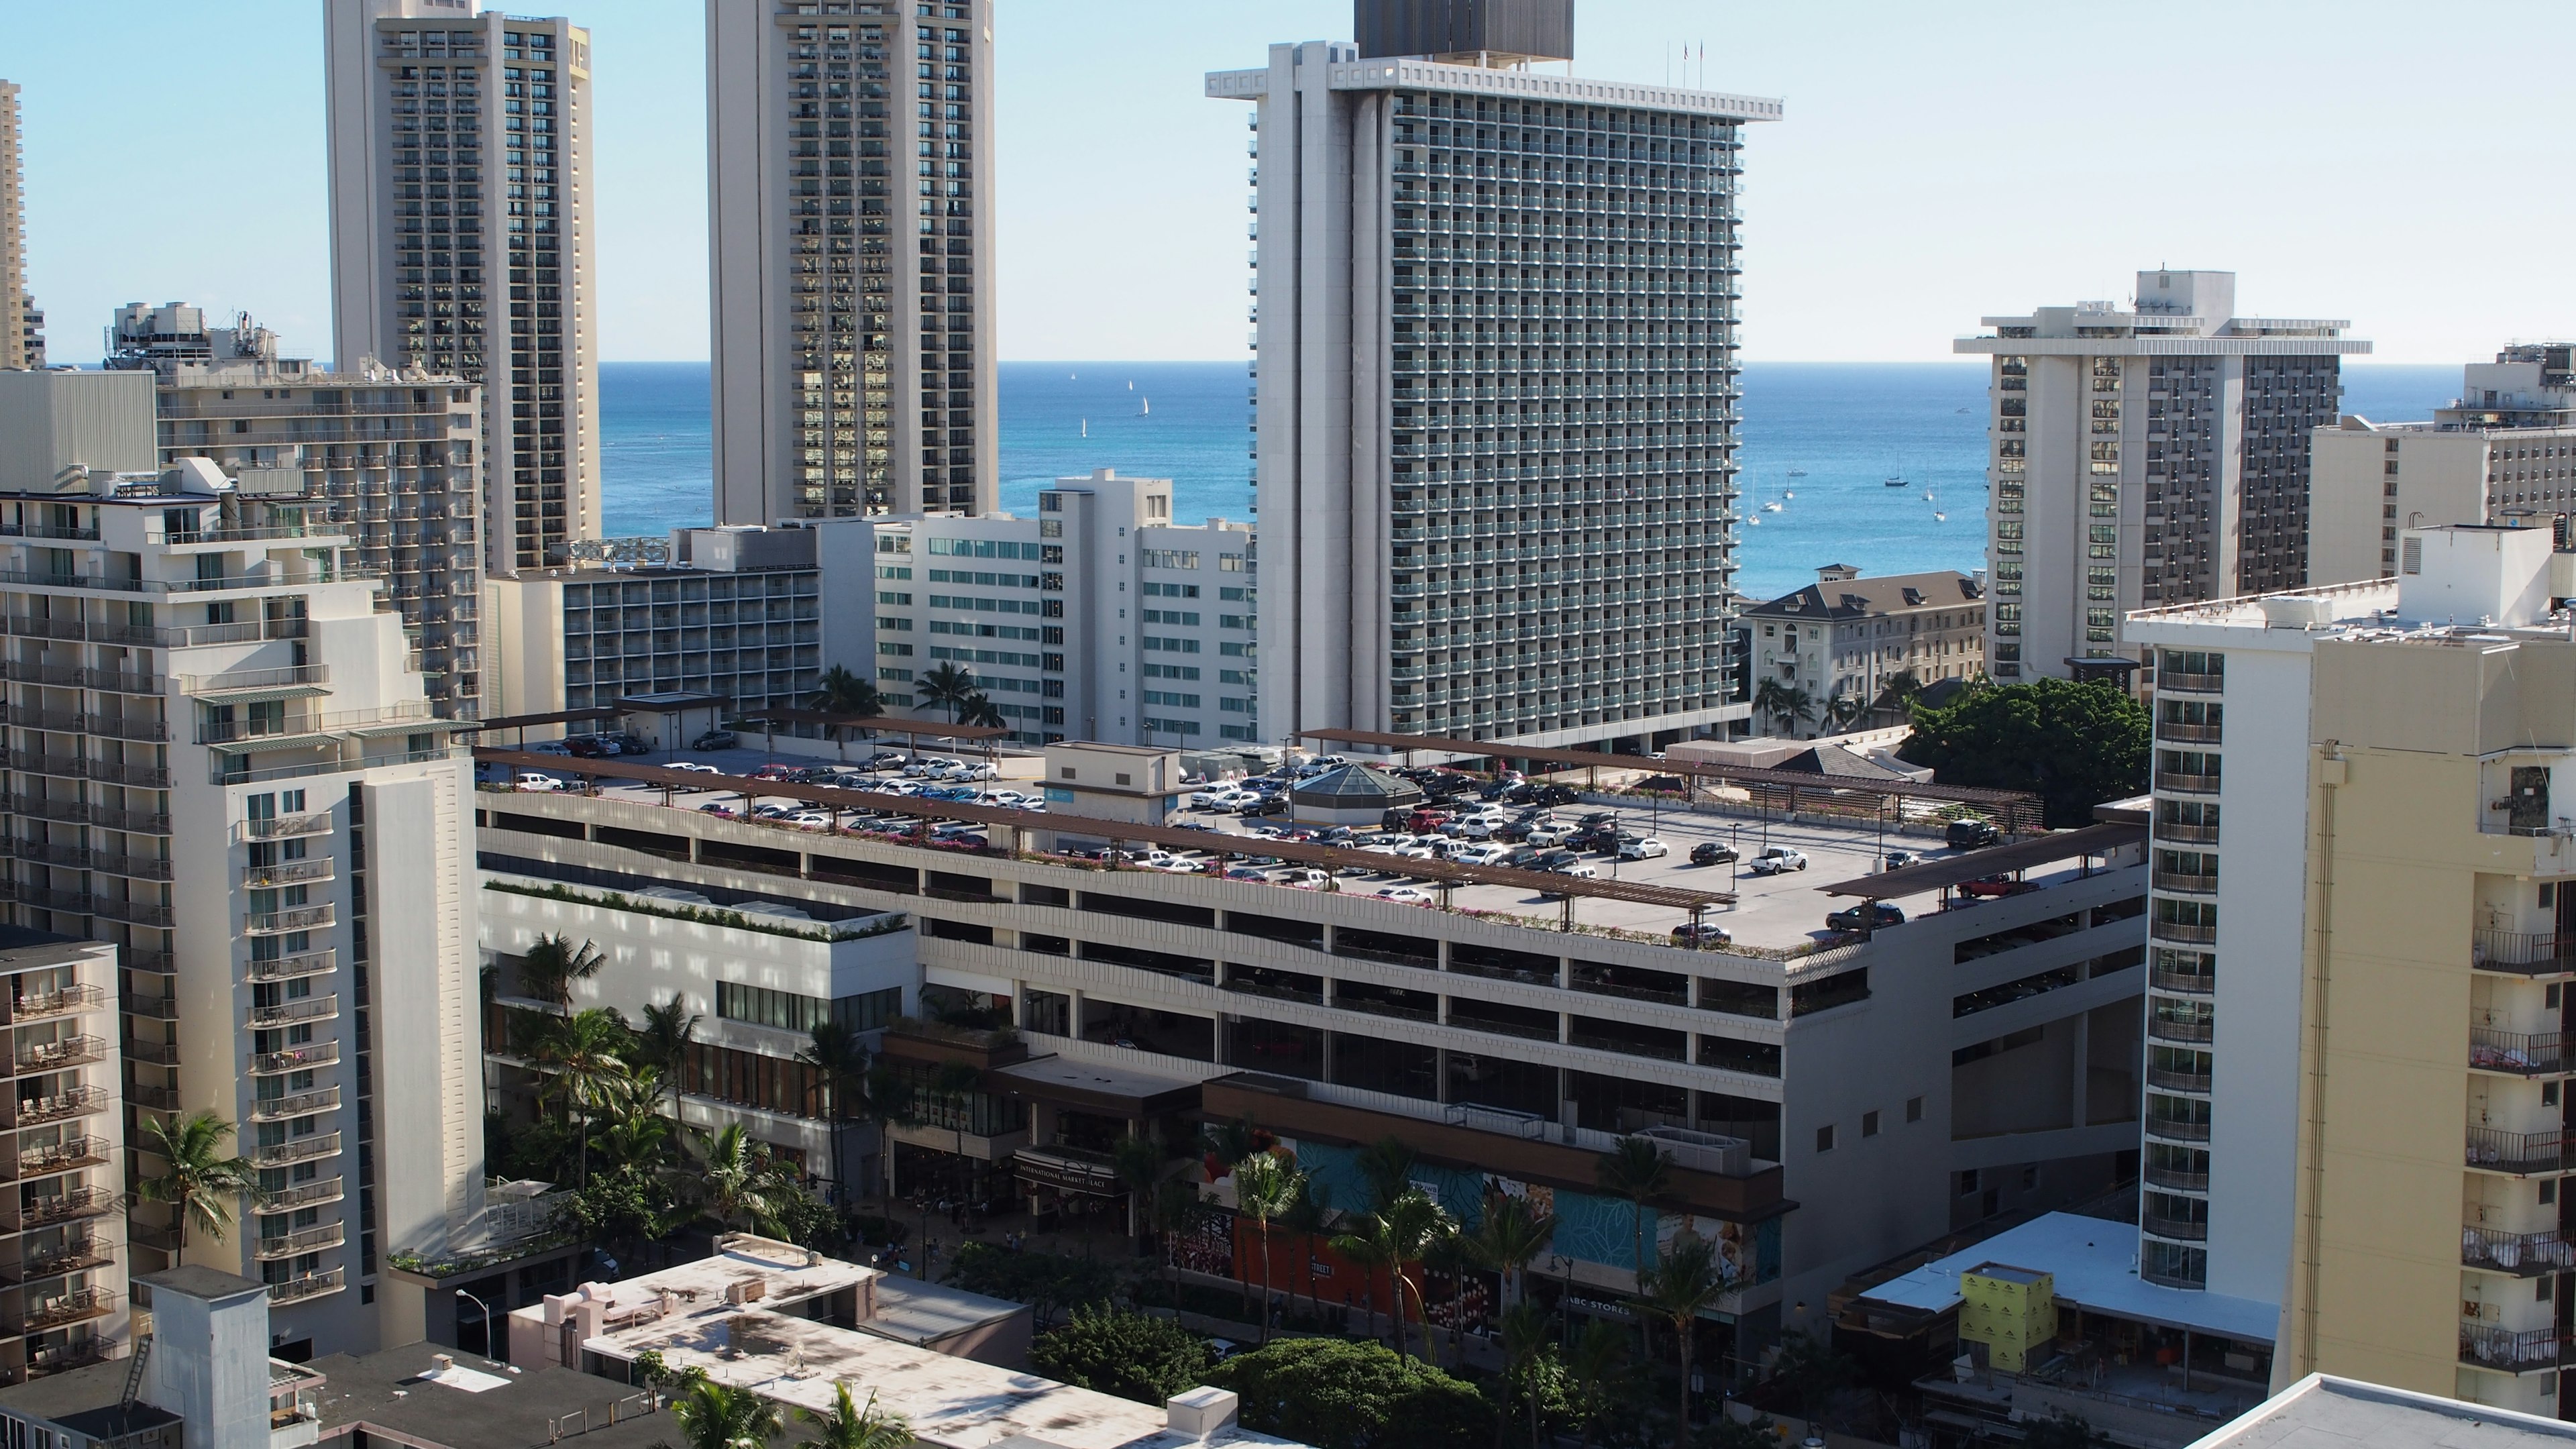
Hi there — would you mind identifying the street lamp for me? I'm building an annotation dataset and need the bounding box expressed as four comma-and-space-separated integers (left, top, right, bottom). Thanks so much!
453, 1288, 497, 1358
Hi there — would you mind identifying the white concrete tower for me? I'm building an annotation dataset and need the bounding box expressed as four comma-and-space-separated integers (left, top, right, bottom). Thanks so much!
705, 0, 1000, 523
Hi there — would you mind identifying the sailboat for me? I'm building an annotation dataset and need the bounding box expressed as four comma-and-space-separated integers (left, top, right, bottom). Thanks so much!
1782, 489, 1795, 500
1883, 476, 1906, 487
1786, 468, 1808, 478
1080, 419, 1088, 437
1140, 397, 1150, 416
1933, 511, 1947, 522
1760, 500, 1782, 513
1923, 490, 1935, 502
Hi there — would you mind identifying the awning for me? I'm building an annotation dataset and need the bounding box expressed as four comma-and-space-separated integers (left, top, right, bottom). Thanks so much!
190, 685, 332, 705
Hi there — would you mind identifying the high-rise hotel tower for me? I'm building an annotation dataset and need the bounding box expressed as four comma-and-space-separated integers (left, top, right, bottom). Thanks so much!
325, 0, 600, 575
0, 80, 44, 370
706, 0, 999, 523
1211, 1, 1772, 750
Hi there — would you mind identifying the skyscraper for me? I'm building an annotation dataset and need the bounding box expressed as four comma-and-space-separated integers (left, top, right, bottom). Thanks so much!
325, 0, 599, 575
1211, 4, 1772, 750
706, 0, 998, 525
0, 80, 44, 371
1957, 270, 2369, 686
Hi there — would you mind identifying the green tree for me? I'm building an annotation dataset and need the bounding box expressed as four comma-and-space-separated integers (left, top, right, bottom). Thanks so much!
1422, 1227, 1480, 1368
659, 1372, 781, 1449
958, 692, 1008, 731
1032, 1305, 1218, 1405
1281, 1178, 1337, 1317
1629, 1232, 1729, 1449
943, 1240, 1118, 1328
135, 1112, 262, 1267
1146, 1177, 1202, 1314
1877, 667, 1925, 718
806, 665, 886, 761
528, 1007, 635, 1187
1469, 1191, 1556, 1311
694, 1123, 780, 1232
1498, 1301, 1558, 1449
1330, 1189, 1452, 1364
1564, 1320, 1631, 1449
633, 992, 700, 1090
1112, 1134, 1166, 1245
1595, 1136, 1674, 1281
1354, 1134, 1421, 1212
794, 1017, 871, 1200
1210, 1337, 1496, 1449
1751, 678, 1815, 735
516, 932, 606, 1010
1233, 1151, 1302, 1342
1896, 676, 2151, 828
796, 1381, 911, 1449
916, 661, 979, 724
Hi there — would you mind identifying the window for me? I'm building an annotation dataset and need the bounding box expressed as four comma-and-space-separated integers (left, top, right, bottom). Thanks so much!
1815, 1124, 1835, 1152
1958, 1169, 1980, 1196
1905, 1095, 1923, 1124
1861, 1110, 1880, 1138
716, 981, 900, 1034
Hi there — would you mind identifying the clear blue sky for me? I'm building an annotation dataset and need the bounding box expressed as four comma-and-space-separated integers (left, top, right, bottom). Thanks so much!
11, 1, 2573, 364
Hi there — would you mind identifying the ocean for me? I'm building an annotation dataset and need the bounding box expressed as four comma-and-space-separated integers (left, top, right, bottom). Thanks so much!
600, 360, 2462, 602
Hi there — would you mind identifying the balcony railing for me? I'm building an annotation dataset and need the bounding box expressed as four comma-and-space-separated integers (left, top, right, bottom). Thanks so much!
2144, 1163, 2209, 1192
251, 1132, 341, 1168
242, 857, 335, 888
246, 951, 335, 983
2153, 769, 2222, 796
18, 1237, 113, 1281
251, 1042, 339, 1075
265, 1177, 344, 1211
15, 1286, 116, 1333
266, 1269, 345, 1304
2471, 1028, 2569, 1077
2146, 1114, 2212, 1143
9, 1187, 115, 1230
2147, 1065, 2214, 1093
25, 1337, 112, 1376
2148, 1012, 2215, 1044
2155, 820, 2220, 844
2159, 669, 2224, 694
2141, 1212, 2208, 1242
241, 812, 333, 841
7, 1037, 105, 1075
2475, 930, 2576, 976
245, 906, 334, 935
180, 663, 331, 696
2150, 919, 2218, 945
4, 986, 105, 1023
12, 1087, 109, 1128
2463, 1226, 2576, 1275
255, 1222, 346, 1260
2151, 870, 2220, 896
2155, 720, 2223, 744
2461, 1325, 2571, 1371
2149, 965, 2216, 995
250, 1087, 340, 1122
15, 1137, 112, 1177
2468, 1126, 2573, 1175
248, 996, 337, 1030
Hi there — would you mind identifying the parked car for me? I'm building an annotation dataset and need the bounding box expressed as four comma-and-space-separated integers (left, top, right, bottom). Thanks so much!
692, 729, 740, 751
1884, 849, 1921, 871
1534, 784, 1581, 806
669, 761, 722, 774
1826, 902, 1907, 934
1747, 847, 1809, 875
1671, 921, 1734, 946
525, 740, 572, 756
1689, 842, 1740, 867
1946, 818, 2002, 851
565, 735, 616, 758
1450, 844, 1508, 867
1378, 886, 1434, 906
1315, 826, 1357, 845
514, 773, 569, 792
1550, 860, 1599, 879
1960, 874, 2037, 900
784, 812, 837, 830
1523, 824, 1570, 849
1276, 868, 1332, 889
1617, 837, 1670, 861
863, 750, 908, 769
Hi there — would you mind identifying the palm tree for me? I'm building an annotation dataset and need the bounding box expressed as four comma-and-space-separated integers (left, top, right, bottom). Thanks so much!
515, 932, 606, 1010
807, 665, 885, 762
663, 1371, 782, 1449
635, 993, 700, 1092
1750, 678, 1815, 736
695, 1123, 780, 1232
958, 693, 1007, 731
916, 661, 979, 724
1330, 1189, 1451, 1363
1281, 1179, 1336, 1319
1627, 1231, 1730, 1449
1596, 1136, 1674, 1283
795, 1018, 871, 1201
1354, 1134, 1420, 1212
1878, 668, 1925, 720
1232, 1151, 1301, 1342
797, 1381, 911, 1449
1471, 1191, 1558, 1311
1821, 693, 1868, 735
1424, 1226, 1480, 1367
1148, 1177, 1201, 1316
136, 1112, 262, 1267
529, 1008, 635, 1187
1111, 1135, 1165, 1244
1566, 1318, 1632, 1449
1500, 1300, 1554, 1449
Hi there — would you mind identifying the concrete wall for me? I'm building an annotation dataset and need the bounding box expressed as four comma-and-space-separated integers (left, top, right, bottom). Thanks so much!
0, 370, 157, 490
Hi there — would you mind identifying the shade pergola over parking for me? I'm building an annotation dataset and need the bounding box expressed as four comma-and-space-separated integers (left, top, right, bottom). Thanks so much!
735, 709, 1014, 745
1295, 727, 2045, 835
1814, 822, 2146, 900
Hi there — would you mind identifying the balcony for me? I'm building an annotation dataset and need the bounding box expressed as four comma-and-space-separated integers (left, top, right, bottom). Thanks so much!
2151, 869, 2219, 896
245, 905, 334, 936
2148, 1011, 2214, 1044
11, 1087, 108, 1129
2141, 1212, 2208, 1242
2469, 1126, 2573, 1175
15, 1137, 111, 1177
265, 1177, 345, 1211
241, 813, 333, 841
246, 950, 335, 983
2159, 671, 2224, 695
248, 996, 338, 1030
179, 663, 331, 698
252, 1132, 341, 1169
2149, 964, 2217, 995
250, 1087, 341, 1122
243, 857, 334, 889
7, 1037, 105, 1075
2150, 919, 2218, 946
8, 1187, 115, 1230
2148, 1065, 2214, 1093
2145, 1113, 2212, 1143
4, 987, 105, 1024
2155, 720, 2222, 744
13, 1286, 115, 1334
266, 1269, 345, 1305
251, 1042, 339, 1075
2471, 1028, 2569, 1077
2463, 1226, 2576, 1276
17, 1237, 112, 1281
25, 1337, 111, 1377
2475, 930, 2576, 977
2153, 769, 2222, 796
255, 1222, 346, 1260
2461, 1325, 2572, 1373
2156, 820, 2220, 845
2144, 1163, 2209, 1192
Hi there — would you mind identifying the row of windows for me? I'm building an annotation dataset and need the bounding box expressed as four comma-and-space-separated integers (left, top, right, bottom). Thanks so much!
716, 980, 902, 1035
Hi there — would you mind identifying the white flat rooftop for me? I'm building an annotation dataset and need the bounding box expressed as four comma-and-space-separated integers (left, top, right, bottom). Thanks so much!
1858, 1212, 2277, 1345
2191, 1372, 2576, 1449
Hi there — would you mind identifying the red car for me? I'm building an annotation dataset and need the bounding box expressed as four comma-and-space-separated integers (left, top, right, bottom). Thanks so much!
1960, 874, 2035, 899
749, 763, 800, 782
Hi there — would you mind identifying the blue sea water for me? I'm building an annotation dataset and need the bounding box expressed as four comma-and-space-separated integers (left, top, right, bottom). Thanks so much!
600, 360, 2462, 602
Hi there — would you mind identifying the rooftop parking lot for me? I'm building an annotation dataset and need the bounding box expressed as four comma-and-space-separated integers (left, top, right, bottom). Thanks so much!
478, 745, 2098, 957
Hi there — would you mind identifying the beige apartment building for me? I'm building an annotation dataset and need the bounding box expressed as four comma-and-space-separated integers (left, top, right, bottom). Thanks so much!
1739, 566, 1985, 737
2132, 523, 2576, 1420
0, 80, 42, 371
705, 0, 998, 521
2312, 343, 2576, 584
325, 0, 599, 574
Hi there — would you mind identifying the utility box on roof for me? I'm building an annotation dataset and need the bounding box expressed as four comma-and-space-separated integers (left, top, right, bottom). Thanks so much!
1958, 1263, 2055, 1373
